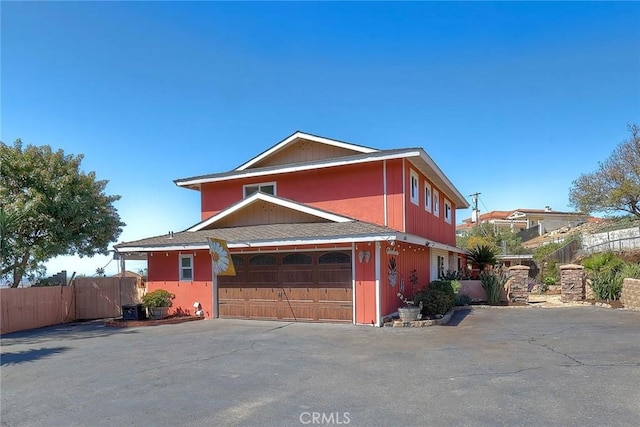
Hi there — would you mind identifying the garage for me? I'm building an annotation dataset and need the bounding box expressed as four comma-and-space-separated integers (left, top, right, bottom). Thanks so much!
218, 250, 352, 322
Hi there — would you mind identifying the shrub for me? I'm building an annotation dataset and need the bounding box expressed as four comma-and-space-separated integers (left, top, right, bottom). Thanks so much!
620, 262, 640, 279
466, 245, 498, 271
427, 280, 455, 300
451, 280, 462, 294
455, 294, 472, 306
543, 276, 556, 287
418, 288, 454, 316
480, 270, 509, 304
141, 289, 175, 309
589, 270, 623, 301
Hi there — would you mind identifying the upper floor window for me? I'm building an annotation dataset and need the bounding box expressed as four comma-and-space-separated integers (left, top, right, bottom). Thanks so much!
410, 170, 419, 206
444, 199, 452, 224
433, 189, 440, 217
424, 182, 432, 212
179, 254, 193, 281
244, 182, 276, 198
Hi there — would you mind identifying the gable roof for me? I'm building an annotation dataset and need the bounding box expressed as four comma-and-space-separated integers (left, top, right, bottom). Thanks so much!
235, 131, 377, 171
187, 192, 353, 232
175, 147, 470, 209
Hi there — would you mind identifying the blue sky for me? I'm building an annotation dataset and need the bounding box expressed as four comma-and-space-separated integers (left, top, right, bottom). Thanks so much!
2, 1, 639, 277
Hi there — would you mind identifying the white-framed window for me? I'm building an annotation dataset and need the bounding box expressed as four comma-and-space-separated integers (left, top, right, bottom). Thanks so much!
410, 170, 419, 206
424, 182, 432, 212
444, 199, 452, 224
179, 254, 193, 281
433, 189, 440, 217
243, 182, 276, 198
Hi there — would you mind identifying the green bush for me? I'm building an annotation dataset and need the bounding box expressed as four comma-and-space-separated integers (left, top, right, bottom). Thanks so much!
418, 288, 454, 316
141, 289, 175, 309
427, 280, 455, 302
466, 245, 498, 271
543, 276, 556, 287
620, 262, 640, 279
455, 294, 472, 306
589, 270, 623, 301
480, 270, 509, 304
451, 280, 462, 294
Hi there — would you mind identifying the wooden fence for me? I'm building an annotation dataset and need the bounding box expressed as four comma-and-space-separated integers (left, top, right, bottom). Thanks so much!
0, 277, 144, 335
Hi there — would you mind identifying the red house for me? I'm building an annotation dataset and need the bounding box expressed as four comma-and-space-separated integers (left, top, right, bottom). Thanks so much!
115, 132, 469, 326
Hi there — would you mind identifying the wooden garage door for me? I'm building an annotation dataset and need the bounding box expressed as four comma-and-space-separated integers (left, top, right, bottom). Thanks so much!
218, 251, 352, 322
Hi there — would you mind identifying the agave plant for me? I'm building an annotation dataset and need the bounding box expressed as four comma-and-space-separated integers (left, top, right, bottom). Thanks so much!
480, 270, 509, 304
466, 245, 498, 271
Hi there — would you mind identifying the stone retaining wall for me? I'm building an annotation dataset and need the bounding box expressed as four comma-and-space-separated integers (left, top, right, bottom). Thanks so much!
621, 278, 640, 310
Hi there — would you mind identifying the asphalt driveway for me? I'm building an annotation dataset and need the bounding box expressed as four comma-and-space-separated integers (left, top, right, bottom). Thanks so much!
1, 307, 639, 427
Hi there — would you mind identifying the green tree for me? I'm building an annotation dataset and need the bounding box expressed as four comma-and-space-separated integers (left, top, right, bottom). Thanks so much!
457, 222, 526, 254
0, 139, 124, 287
569, 124, 640, 217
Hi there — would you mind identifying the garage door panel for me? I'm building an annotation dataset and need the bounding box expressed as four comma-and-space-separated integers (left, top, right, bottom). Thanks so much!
320, 288, 352, 303
318, 303, 352, 323
281, 269, 313, 285
280, 303, 315, 321
249, 302, 279, 319
318, 268, 351, 285
248, 271, 278, 285
282, 287, 314, 302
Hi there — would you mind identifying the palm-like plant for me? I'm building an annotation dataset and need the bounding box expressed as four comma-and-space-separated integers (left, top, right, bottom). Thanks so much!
466, 245, 498, 271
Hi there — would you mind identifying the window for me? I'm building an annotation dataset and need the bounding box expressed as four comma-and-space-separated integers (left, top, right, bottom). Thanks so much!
179, 254, 193, 281
319, 252, 351, 264
410, 170, 419, 205
243, 182, 276, 198
249, 254, 277, 266
283, 253, 312, 265
433, 189, 440, 217
437, 255, 445, 278
444, 199, 452, 224
424, 182, 432, 212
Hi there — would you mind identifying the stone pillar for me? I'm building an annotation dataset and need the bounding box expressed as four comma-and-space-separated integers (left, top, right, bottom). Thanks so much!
508, 265, 530, 303
560, 264, 585, 303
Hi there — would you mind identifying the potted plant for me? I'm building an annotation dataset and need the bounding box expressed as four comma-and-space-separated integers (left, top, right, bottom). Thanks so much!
397, 292, 421, 321
141, 289, 175, 319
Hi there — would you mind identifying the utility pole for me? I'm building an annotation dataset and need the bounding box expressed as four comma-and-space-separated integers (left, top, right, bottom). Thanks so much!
469, 192, 480, 223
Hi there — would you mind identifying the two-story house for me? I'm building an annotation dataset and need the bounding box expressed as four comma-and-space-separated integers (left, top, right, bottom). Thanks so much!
115, 132, 469, 326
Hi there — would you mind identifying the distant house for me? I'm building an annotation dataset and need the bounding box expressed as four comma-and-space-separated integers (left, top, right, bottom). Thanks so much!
457, 207, 591, 241
115, 131, 469, 326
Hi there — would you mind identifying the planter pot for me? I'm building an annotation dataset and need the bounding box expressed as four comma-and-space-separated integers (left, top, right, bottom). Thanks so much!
398, 306, 421, 322
149, 306, 170, 319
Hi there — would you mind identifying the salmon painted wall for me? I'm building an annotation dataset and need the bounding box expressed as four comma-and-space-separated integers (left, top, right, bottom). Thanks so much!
148, 250, 214, 318
354, 242, 377, 325
200, 163, 386, 225
379, 241, 431, 317
403, 159, 457, 246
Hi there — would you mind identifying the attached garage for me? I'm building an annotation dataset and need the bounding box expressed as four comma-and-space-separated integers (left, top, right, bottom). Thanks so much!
218, 250, 353, 322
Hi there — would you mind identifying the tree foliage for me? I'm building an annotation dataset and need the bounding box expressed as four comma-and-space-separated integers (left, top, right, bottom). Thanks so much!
456, 222, 526, 255
0, 139, 124, 287
569, 124, 640, 218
